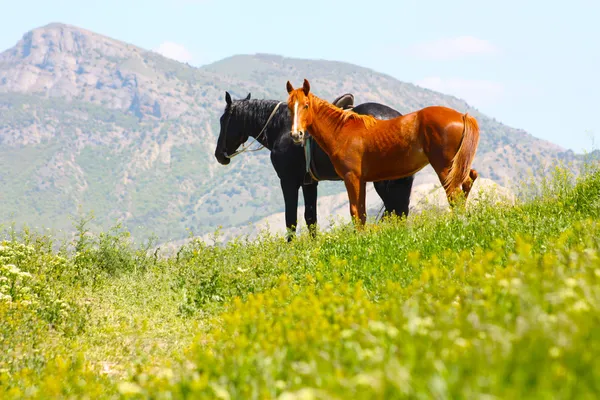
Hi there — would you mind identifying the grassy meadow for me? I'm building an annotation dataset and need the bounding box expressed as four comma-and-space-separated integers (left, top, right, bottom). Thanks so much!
1, 163, 600, 399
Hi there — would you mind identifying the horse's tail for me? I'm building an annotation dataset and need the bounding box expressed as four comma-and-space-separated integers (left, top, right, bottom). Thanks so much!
444, 113, 480, 192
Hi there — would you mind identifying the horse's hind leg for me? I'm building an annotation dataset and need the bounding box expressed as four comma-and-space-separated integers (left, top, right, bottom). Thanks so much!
431, 165, 464, 208
461, 169, 478, 200
374, 180, 394, 220
374, 176, 414, 220
389, 176, 414, 218
447, 168, 478, 206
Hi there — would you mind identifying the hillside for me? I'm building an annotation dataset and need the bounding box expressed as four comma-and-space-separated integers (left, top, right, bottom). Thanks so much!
2, 167, 600, 398
0, 23, 586, 242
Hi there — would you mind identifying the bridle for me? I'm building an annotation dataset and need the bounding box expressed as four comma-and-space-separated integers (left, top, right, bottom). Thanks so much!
223, 101, 284, 159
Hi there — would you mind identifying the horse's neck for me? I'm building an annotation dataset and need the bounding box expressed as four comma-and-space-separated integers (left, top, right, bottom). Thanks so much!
308, 96, 346, 154
246, 101, 286, 151
248, 124, 271, 149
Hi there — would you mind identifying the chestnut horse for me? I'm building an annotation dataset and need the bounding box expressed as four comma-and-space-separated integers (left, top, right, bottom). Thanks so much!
286, 79, 480, 225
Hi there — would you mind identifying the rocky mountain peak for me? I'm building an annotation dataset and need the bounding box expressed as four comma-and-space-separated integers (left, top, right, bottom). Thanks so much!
0, 23, 200, 119
2, 23, 140, 64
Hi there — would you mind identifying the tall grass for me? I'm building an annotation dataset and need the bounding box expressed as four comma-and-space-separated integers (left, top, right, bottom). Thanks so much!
1, 163, 599, 399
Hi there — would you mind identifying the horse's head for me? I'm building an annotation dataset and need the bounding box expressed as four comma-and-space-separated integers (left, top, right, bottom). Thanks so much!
214, 91, 252, 165
286, 79, 313, 146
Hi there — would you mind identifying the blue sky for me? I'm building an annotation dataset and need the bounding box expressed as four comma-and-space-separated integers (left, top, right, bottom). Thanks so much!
1, 0, 598, 153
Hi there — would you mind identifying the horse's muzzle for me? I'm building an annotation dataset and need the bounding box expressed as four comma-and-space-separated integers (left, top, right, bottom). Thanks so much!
215, 151, 231, 165
291, 130, 305, 146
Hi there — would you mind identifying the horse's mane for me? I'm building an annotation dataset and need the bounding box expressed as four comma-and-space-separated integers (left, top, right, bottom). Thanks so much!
229, 99, 289, 133
312, 95, 378, 131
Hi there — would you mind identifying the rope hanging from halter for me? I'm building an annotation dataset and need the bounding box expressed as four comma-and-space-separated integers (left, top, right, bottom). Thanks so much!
304, 137, 320, 182
375, 202, 386, 221
225, 101, 283, 159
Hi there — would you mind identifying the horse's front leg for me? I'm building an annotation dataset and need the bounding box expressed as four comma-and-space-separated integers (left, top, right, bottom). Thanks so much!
280, 179, 299, 241
301, 182, 318, 238
343, 174, 367, 226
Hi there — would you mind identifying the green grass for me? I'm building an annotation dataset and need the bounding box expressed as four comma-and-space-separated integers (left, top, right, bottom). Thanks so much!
1, 164, 600, 399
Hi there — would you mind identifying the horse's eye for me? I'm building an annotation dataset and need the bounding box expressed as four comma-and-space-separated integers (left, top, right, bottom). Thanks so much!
304, 104, 309, 109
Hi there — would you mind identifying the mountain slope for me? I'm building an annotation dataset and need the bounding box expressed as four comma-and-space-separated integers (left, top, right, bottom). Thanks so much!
0, 23, 585, 242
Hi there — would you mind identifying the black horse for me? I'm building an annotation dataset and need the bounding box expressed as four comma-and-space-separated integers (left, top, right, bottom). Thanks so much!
214, 91, 414, 240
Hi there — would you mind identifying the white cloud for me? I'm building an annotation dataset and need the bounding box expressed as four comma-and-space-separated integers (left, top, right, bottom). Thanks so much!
153, 41, 193, 63
410, 36, 499, 60
416, 76, 505, 107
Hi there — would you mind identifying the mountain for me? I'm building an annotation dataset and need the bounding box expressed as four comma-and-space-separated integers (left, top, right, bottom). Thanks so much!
0, 23, 587, 242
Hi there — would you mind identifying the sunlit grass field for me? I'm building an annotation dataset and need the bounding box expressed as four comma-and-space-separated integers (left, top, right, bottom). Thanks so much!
2, 164, 600, 399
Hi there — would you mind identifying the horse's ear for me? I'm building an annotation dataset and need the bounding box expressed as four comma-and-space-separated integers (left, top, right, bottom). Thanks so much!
286, 81, 294, 94
302, 79, 310, 96
245, 93, 251, 100
225, 91, 232, 105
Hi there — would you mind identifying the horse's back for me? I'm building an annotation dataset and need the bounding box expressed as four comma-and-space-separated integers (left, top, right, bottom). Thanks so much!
352, 102, 402, 120
310, 102, 404, 181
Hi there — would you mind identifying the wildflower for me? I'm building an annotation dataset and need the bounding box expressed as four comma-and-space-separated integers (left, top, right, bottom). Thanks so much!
118, 382, 143, 395
340, 329, 354, 339
571, 300, 590, 312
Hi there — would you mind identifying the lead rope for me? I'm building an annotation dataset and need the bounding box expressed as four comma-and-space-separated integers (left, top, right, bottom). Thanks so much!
225, 101, 283, 159
376, 202, 386, 221
304, 137, 320, 182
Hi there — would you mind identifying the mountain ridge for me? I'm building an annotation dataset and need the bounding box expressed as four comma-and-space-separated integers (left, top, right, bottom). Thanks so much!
0, 22, 587, 242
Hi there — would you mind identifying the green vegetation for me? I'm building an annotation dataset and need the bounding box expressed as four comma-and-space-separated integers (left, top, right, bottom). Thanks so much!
1, 164, 599, 399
